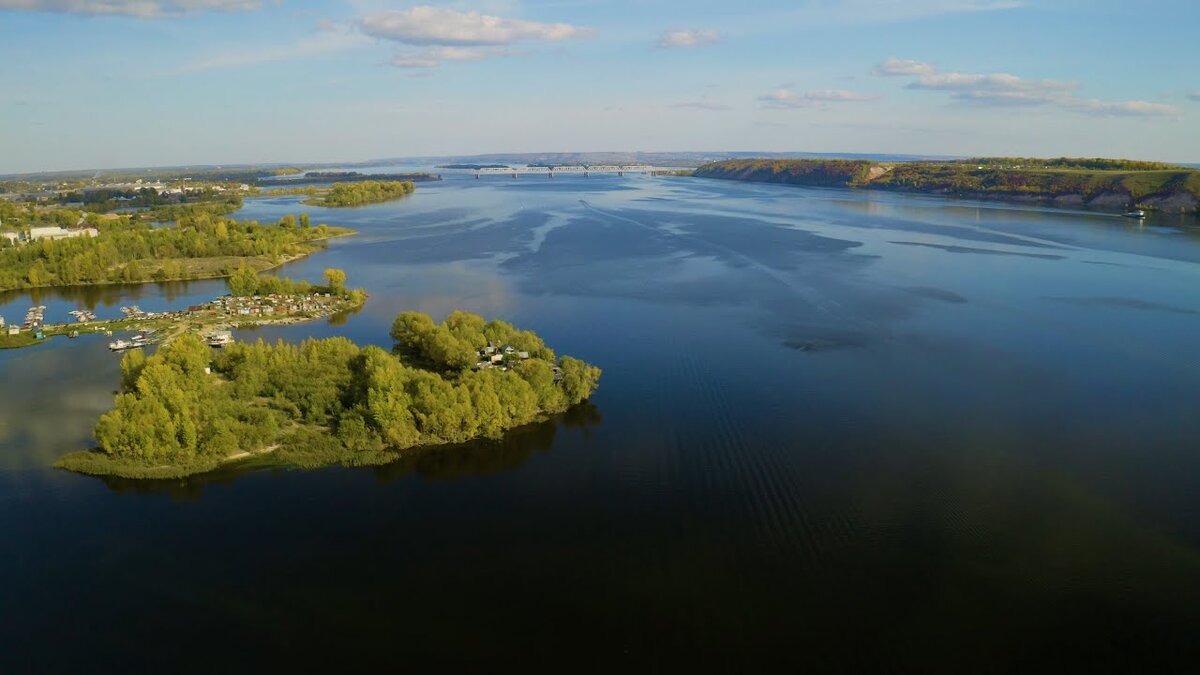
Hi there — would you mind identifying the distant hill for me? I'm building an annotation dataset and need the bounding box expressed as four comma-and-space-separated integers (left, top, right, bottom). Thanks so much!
694, 158, 1200, 214
367, 151, 954, 169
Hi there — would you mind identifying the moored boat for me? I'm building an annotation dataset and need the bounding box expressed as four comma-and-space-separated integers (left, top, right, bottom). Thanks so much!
108, 339, 139, 352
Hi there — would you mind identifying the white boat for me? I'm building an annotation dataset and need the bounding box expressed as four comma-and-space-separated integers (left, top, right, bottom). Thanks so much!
1122, 209, 1146, 219
108, 339, 140, 352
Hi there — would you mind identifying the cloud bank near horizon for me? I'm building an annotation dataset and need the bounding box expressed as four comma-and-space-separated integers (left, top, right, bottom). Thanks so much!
875, 57, 1180, 118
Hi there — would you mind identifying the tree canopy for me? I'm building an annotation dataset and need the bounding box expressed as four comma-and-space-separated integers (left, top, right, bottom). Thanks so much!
0, 211, 348, 292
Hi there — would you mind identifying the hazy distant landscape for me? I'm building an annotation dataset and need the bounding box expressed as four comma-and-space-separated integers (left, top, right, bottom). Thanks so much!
3, 0, 1200, 673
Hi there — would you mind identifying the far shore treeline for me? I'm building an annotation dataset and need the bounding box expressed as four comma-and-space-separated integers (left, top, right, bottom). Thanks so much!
693, 157, 1200, 213
55, 310, 602, 479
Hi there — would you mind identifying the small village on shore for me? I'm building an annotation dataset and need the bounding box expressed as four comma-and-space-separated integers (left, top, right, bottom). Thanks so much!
0, 290, 364, 352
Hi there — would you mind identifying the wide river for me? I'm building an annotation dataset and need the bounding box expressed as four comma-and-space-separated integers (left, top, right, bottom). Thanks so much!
2, 173, 1199, 672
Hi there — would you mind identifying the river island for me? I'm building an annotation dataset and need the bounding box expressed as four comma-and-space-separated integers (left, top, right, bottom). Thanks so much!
55, 310, 602, 479
303, 180, 417, 207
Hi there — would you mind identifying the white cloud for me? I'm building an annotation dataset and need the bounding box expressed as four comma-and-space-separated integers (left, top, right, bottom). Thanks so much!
359, 6, 589, 47
1189, 92, 1200, 102
1064, 99, 1182, 118
759, 89, 806, 109
0, 0, 257, 18
759, 87, 877, 109
908, 71, 1078, 105
392, 46, 509, 69
670, 99, 731, 111
658, 28, 721, 49
805, 89, 879, 102
873, 57, 936, 77
878, 58, 1182, 118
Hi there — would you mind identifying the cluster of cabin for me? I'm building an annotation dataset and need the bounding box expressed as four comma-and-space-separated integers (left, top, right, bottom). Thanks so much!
197, 293, 346, 319
475, 342, 531, 370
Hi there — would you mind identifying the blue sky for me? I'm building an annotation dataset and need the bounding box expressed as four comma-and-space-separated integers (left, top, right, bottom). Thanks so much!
2, 0, 1198, 173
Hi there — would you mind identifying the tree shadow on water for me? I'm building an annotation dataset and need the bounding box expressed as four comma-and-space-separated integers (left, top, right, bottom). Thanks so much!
373, 402, 602, 483
89, 402, 603, 497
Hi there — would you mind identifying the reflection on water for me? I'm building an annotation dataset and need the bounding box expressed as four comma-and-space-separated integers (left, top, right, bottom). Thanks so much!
2, 174, 1200, 671
1, 278, 212, 314
375, 403, 601, 483
88, 404, 601, 497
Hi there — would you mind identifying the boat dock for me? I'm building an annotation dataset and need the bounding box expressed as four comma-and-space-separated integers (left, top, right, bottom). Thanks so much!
2, 291, 363, 352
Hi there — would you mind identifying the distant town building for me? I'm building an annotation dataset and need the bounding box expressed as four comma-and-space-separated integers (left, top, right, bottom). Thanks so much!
28, 226, 99, 241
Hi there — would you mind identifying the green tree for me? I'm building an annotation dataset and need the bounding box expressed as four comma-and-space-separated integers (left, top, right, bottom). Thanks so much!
323, 267, 347, 292
560, 357, 602, 405
228, 265, 260, 296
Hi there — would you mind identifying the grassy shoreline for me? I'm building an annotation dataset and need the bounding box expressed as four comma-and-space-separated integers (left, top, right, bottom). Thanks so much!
53, 413, 558, 480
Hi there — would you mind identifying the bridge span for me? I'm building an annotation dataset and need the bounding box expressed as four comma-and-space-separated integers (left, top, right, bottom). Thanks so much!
470, 165, 657, 178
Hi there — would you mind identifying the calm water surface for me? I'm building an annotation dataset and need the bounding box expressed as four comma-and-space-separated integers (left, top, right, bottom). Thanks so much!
2, 175, 1199, 672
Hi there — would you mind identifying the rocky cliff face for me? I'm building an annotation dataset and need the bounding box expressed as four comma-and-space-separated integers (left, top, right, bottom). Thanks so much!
1086, 191, 1133, 210
1142, 191, 1200, 212
693, 159, 874, 188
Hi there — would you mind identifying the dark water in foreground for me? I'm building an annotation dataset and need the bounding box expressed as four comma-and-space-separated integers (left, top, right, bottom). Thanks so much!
2, 175, 1199, 672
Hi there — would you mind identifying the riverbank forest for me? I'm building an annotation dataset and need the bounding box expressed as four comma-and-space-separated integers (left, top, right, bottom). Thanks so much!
0, 210, 352, 292
694, 157, 1200, 213
55, 311, 601, 479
